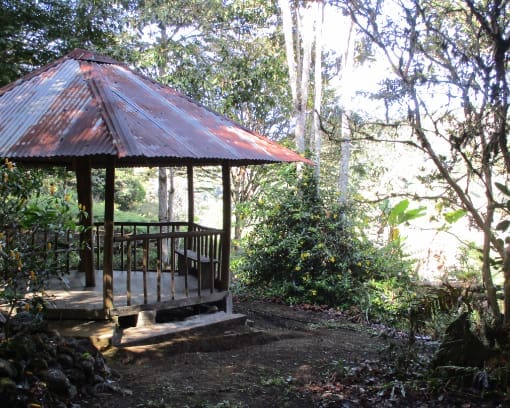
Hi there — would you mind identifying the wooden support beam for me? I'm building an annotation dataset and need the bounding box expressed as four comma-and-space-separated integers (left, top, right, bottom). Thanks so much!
75, 159, 94, 287
187, 165, 194, 225
220, 164, 231, 292
103, 164, 115, 315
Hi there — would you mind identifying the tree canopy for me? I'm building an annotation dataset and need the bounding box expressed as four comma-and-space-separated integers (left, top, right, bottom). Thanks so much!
339, 0, 509, 319
0, 0, 124, 86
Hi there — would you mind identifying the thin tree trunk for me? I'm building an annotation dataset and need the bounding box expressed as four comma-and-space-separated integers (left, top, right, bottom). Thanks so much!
158, 167, 169, 262
168, 167, 175, 221
231, 167, 244, 250
156, 20, 172, 263
338, 112, 351, 204
482, 206, 500, 318
504, 239, 510, 324
158, 168, 168, 223
296, 3, 314, 154
337, 20, 356, 204
279, 0, 298, 107
313, 0, 324, 185
279, 0, 313, 155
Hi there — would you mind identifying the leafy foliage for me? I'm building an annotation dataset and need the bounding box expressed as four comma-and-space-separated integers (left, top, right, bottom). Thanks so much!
345, 0, 510, 320
0, 0, 123, 86
0, 159, 84, 337
92, 168, 146, 212
236, 167, 414, 310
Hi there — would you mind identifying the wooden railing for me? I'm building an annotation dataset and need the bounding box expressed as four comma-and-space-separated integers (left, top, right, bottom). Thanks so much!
93, 221, 225, 307
20, 228, 81, 274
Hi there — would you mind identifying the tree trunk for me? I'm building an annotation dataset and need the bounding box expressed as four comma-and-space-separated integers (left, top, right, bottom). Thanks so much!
481, 166, 501, 318
336, 19, 356, 204
158, 167, 169, 262
504, 239, 510, 324
231, 167, 244, 250
313, 0, 324, 185
156, 20, 172, 262
168, 167, 175, 221
338, 113, 351, 204
279, 0, 314, 155
296, 3, 314, 154
279, 0, 298, 107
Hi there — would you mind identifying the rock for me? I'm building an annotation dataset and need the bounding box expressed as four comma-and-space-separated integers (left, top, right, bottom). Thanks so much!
432, 312, 493, 368
0, 358, 16, 378
65, 367, 87, 386
0, 328, 118, 406
11, 336, 36, 357
79, 357, 95, 377
58, 344, 76, 357
10, 312, 47, 335
68, 384, 78, 399
32, 332, 49, 350
58, 353, 75, 369
29, 356, 49, 371
42, 368, 73, 396
93, 374, 105, 384
0, 376, 16, 396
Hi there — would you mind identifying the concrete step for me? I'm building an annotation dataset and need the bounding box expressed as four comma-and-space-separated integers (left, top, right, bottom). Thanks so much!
47, 319, 116, 350
116, 312, 247, 347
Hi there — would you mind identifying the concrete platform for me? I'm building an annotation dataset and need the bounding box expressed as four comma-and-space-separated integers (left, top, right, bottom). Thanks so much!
47, 319, 116, 350
48, 311, 247, 350
118, 311, 247, 347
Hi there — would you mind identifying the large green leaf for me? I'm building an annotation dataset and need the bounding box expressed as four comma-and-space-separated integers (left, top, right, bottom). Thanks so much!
387, 199, 409, 226
388, 199, 426, 226
444, 209, 467, 224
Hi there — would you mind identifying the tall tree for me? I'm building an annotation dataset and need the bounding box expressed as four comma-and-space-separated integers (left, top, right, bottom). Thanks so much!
345, 0, 510, 322
122, 0, 223, 232
336, 18, 357, 204
125, 0, 292, 244
278, 0, 317, 155
313, 0, 325, 183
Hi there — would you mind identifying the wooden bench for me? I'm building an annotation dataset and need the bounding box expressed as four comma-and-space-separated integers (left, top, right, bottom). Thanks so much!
175, 248, 217, 290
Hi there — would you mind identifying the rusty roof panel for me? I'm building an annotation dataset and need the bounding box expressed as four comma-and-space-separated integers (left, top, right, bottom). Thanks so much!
0, 49, 311, 167
0, 59, 115, 159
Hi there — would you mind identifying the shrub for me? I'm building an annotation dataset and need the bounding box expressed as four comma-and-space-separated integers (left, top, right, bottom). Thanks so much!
92, 168, 146, 211
236, 167, 413, 312
0, 159, 84, 338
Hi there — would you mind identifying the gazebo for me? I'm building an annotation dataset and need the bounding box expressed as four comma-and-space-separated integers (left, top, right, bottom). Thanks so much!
0, 49, 309, 321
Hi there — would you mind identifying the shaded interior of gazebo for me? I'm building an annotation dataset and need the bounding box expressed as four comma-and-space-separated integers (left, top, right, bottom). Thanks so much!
0, 49, 309, 321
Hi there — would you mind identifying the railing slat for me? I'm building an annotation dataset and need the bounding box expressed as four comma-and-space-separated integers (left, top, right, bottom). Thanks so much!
157, 238, 161, 302
90, 221, 224, 307
170, 236, 175, 300
126, 240, 132, 306
184, 246, 189, 297
143, 239, 148, 304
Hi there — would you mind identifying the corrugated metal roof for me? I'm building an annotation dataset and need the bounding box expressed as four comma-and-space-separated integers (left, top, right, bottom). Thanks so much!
0, 49, 311, 167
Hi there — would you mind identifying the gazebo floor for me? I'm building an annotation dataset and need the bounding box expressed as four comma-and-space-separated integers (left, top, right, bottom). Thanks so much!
43, 269, 224, 320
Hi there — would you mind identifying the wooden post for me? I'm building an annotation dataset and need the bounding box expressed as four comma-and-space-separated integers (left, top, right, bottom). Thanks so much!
187, 165, 194, 226
187, 165, 195, 260
75, 159, 94, 287
220, 164, 231, 292
103, 163, 115, 314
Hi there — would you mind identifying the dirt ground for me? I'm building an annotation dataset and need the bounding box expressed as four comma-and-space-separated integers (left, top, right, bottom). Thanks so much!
77, 299, 498, 408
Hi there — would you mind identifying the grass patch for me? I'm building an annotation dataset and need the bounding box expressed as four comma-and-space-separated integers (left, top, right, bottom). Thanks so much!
93, 201, 157, 223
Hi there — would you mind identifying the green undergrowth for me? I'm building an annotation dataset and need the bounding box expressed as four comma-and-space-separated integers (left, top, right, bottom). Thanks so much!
232, 168, 463, 336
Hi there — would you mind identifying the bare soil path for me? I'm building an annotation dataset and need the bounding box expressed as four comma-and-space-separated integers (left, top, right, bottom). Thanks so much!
78, 299, 499, 408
